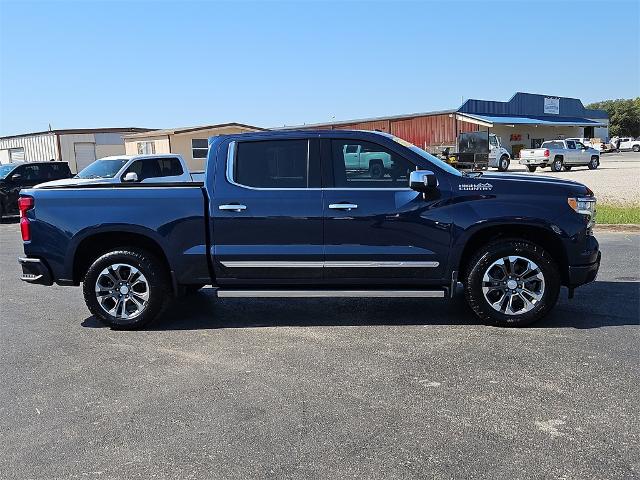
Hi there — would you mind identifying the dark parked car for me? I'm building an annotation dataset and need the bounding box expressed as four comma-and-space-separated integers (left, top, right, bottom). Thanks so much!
0, 161, 72, 219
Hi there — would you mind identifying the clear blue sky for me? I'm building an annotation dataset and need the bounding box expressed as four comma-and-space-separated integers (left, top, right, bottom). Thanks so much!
0, 0, 638, 136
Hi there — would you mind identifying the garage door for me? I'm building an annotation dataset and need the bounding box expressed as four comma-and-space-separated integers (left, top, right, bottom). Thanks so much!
9, 148, 25, 162
74, 143, 96, 172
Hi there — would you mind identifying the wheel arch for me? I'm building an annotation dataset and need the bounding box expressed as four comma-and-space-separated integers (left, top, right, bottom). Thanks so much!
71, 228, 173, 289
455, 223, 569, 285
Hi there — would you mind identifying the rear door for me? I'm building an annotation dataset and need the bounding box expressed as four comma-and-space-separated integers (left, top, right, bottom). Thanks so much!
322, 138, 450, 284
211, 137, 324, 284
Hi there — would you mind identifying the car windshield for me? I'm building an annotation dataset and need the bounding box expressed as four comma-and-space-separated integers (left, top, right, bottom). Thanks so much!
390, 136, 462, 176
0, 164, 16, 179
76, 159, 129, 179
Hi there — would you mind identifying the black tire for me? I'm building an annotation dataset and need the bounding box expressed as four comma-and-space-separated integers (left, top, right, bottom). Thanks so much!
497, 155, 510, 172
563, 165, 572, 171
369, 161, 384, 179
82, 248, 171, 329
588, 156, 599, 170
464, 239, 561, 327
550, 157, 563, 172
526, 166, 537, 173
633, 145, 640, 152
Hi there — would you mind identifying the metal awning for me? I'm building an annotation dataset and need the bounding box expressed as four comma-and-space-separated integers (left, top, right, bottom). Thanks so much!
456, 113, 607, 128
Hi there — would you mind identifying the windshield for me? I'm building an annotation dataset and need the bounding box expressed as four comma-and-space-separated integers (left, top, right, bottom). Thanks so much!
390, 136, 462, 176
0, 164, 16, 180
76, 159, 129, 179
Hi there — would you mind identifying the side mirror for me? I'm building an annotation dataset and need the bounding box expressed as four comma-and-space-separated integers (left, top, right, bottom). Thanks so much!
10, 173, 21, 181
123, 172, 139, 183
409, 170, 438, 192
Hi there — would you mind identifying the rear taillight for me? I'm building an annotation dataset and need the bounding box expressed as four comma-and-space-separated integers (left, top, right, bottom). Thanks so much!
543, 149, 550, 157
18, 196, 34, 241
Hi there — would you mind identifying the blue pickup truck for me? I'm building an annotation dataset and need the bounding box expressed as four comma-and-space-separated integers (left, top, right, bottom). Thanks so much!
17, 130, 600, 329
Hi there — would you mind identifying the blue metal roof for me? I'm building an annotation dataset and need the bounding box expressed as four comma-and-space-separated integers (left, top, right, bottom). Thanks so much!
458, 92, 609, 120
461, 113, 607, 127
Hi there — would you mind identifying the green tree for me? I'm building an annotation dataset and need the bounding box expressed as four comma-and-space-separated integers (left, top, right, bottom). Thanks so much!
587, 98, 640, 138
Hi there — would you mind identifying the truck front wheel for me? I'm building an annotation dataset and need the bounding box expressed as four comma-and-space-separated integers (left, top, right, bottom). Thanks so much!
82, 248, 171, 329
588, 156, 599, 169
498, 155, 510, 172
464, 239, 561, 327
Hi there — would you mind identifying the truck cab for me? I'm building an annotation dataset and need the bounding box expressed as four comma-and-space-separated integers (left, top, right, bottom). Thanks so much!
488, 134, 511, 171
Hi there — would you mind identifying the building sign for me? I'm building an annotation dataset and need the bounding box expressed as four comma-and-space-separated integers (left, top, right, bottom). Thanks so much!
544, 97, 560, 115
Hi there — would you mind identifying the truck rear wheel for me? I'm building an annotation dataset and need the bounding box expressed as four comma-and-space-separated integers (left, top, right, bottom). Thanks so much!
526, 166, 537, 173
633, 145, 640, 152
82, 248, 171, 329
551, 157, 563, 172
464, 239, 560, 327
498, 155, 510, 172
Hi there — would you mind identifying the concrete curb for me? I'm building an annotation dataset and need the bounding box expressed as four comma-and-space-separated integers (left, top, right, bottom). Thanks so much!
594, 224, 640, 232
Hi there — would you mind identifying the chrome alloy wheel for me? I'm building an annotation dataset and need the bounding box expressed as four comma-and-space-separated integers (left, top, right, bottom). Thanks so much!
95, 263, 149, 320
481, 256, 545, 315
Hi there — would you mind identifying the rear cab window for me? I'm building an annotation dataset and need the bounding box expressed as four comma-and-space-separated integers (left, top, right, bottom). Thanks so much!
231, 139, 320, 188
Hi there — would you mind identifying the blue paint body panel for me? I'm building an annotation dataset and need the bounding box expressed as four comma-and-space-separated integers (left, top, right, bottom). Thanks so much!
20, 130, 600, 292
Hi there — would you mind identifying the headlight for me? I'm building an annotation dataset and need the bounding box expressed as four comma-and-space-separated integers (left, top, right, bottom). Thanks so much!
568, 197, 597, 230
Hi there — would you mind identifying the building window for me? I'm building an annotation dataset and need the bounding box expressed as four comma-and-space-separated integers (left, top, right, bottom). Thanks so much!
192, 139, 209, 159
137, 141, 155, 155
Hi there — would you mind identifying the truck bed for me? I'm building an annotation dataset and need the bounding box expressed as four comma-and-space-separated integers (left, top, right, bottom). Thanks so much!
22, 183, 210, 287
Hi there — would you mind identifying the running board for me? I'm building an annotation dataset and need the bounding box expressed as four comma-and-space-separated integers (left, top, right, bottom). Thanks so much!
216, 289, 446, 298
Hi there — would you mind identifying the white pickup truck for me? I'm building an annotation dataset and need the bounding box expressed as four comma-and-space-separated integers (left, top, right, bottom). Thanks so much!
37, 154, 203, 187
519, 139, 600, 172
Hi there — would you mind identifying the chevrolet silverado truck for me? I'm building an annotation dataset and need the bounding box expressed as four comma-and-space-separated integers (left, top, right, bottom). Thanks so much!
18, 130, 600, 329
519, 139, 600, 172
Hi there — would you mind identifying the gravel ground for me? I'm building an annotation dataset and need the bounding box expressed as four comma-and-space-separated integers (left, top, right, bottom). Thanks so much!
504, 151, 640, 205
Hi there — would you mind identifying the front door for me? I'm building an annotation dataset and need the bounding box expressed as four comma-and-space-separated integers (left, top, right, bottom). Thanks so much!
565, 139, 578, 164
322, 138, 451, 285
211, 137, 323, 285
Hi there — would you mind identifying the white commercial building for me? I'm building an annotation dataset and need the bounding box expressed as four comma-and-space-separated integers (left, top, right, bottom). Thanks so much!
0, 128, 152, 173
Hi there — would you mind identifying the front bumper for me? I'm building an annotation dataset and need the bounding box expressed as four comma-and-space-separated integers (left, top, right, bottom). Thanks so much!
18, 257, 53, 286
568, 251, 601, 287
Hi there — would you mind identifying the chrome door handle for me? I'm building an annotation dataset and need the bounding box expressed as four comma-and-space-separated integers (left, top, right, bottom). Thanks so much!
219, 204, 247, 212
329, 203, 358, 210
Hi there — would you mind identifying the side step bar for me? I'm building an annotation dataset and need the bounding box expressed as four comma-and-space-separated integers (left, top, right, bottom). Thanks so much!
216, 289, 446, 298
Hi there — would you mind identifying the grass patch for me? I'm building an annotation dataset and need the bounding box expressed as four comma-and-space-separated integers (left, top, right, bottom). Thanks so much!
597, 204, 640, 224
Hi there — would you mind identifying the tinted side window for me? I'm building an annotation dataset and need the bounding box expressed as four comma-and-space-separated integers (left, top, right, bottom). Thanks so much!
20, 165, 41, 181
234, 140, 308, 188
566, 141, 576, 149
49, 163, 70, 179
331, 139, 415, 188
124, 158, 184, 181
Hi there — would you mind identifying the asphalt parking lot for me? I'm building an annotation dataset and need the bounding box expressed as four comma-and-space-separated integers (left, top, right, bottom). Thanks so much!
1, 224, 639, 479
